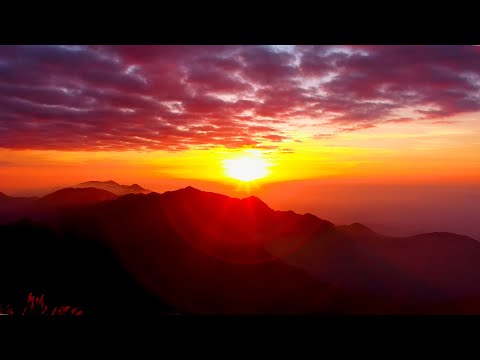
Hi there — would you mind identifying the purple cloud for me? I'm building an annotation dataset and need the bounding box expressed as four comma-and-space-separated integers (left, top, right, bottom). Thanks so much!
0, 45, 479, 151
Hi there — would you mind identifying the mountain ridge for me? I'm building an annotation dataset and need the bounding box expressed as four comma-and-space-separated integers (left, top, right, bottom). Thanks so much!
40, 187, 119, 207
64, 186, 480, 310
1, 183, 480, 314
75, 180, 152, 196
1, 184, 476, 242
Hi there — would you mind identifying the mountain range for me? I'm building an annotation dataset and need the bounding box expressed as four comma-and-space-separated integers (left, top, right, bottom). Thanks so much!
75, 180, 151, 196
1, 182, 480, 315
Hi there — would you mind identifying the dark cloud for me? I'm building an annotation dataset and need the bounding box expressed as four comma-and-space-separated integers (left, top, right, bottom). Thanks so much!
0, 45, 479, 151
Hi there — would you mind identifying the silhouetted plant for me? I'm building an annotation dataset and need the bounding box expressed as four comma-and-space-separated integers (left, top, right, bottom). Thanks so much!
0, 304, 14, 315
0, 293, 84, 316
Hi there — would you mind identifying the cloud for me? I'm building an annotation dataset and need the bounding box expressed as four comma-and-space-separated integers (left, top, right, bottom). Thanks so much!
313, 133, 334, 140
0, 45, 479, 151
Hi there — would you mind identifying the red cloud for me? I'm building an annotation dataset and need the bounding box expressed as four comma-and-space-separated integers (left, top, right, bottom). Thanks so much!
0, 45, 479, 151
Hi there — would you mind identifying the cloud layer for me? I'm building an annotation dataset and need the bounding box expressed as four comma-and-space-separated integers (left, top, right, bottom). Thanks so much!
0, 45, 479, 151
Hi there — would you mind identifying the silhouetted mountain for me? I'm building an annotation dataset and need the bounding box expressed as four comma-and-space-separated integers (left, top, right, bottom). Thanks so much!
0, 193, 40, 225
338, 222, 377, 237
64, 187, 353, 314
40, 187, 118, 208
0, 192, 38, 203
271, 222, 480, 309
75, 180, 151, 196
1, 185, 480, 315
0, 188, 117, 226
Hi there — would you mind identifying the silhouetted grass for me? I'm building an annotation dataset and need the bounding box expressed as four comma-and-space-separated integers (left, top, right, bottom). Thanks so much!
1, 293, 83, 316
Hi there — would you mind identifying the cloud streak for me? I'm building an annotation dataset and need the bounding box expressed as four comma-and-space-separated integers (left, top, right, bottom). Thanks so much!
0, 45, 479, 151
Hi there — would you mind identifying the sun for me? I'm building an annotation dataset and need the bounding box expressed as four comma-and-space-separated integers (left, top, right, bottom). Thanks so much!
223, 152, 270, 182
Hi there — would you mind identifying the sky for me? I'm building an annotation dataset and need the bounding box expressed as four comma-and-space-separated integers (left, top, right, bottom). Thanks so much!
1, 45, 480, 238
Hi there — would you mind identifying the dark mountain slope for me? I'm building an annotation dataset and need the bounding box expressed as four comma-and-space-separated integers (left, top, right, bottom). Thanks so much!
62, 189, 350, 314
2, 185, 480, 314
0, 219, 174, 317
0, 193, 39, 225
40, 187, 118, 207
0, 188, 118, 226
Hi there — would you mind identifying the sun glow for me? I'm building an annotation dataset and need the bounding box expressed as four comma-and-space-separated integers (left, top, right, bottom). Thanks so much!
223, 152, 270, 182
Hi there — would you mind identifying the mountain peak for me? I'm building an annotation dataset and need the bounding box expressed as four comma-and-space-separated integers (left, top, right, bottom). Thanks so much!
78, 180, 119, 186
349, 222, 374, 231
0, 192, 9, 199
338, 222, 377, 237
75, 180, 151, 196
241, 195, 271, 210
164, 186, 204, 197
129, 183, 144, 190
181, 186, 202, 192
243, 195, 261, 201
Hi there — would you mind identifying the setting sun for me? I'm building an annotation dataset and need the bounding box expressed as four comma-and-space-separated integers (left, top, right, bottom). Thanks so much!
223, 153, 270, 182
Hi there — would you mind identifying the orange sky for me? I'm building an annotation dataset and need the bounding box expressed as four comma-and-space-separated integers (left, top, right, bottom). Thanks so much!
1, 111, 479, 197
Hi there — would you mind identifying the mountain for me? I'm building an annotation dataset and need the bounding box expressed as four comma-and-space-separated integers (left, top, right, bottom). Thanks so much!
75, 180, 151, 196
64, 187, 352, 314
0, 188, 117, 226
0, 193, 40, 225
0, 192, 38, 202
267, 222, 480, 307
0, 186, 362, 314
1, 185, 480, 314
40, 187, 118, 208
57, 186, 480, 313
0, 219, 174, 317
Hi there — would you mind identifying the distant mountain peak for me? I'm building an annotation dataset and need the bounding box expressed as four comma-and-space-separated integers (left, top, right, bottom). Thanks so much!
243, 195, 261, 201
350, 222, 372, 230
162, 186, 204, 197
338, 222, 377, 237
0, 192, 9, 199
75, 180, 151, 196
44, 187, 115, 196
241, 195, 271, 210
163, 186, 204, 196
